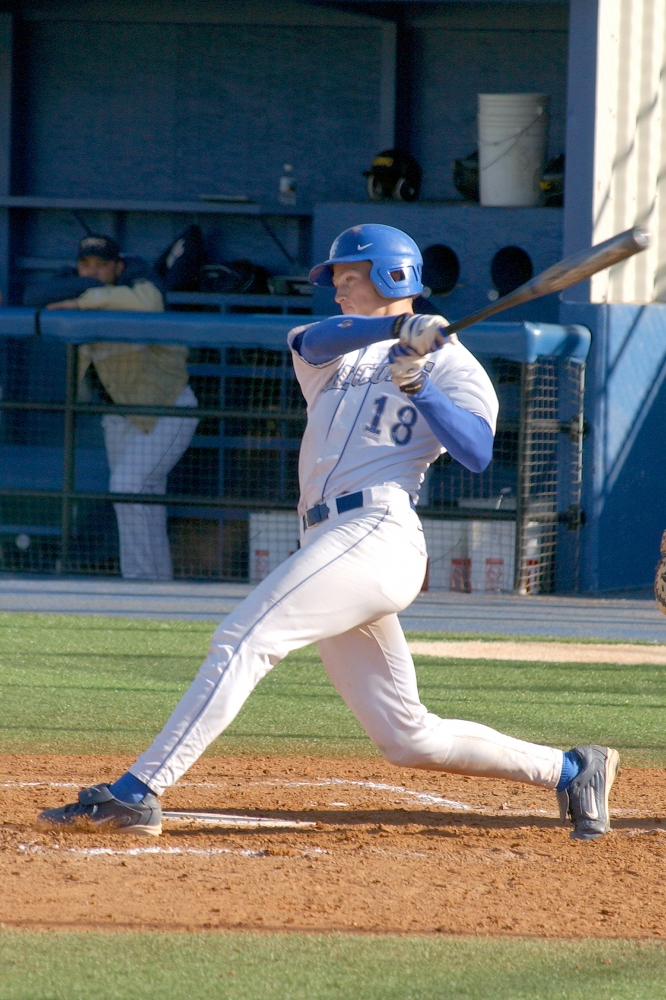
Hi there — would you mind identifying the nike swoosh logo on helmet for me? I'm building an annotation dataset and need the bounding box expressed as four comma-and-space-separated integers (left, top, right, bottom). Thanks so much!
357, 243, 373, 250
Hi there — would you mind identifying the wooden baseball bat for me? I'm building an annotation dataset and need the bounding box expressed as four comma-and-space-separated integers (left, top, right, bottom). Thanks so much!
444, 226, 651, 336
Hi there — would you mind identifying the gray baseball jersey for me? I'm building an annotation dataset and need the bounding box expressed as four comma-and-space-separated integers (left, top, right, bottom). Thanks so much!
288, 328, 498, 514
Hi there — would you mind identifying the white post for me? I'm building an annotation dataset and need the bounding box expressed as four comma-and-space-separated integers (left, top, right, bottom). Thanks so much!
592, 0, 666, 302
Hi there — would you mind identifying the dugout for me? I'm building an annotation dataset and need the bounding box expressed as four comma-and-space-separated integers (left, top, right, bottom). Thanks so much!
0, 2, 568, 315
0, 308, 588, 594
0, 1, 662, 593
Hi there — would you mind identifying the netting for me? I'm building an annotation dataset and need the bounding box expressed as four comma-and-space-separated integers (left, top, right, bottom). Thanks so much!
512, 358, 586, 595
0, 335, 584, 591
0, 338, 305, 580
427, 359, 520, 511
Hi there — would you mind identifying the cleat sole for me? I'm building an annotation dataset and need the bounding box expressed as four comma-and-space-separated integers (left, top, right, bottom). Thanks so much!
117, 823, 162, 837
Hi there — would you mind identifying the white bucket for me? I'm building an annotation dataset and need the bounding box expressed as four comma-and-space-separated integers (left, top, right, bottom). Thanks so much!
248, 511, 300, 583
478, 93, 549, 207
419, 518, 516, 593
519, 521, 542, 595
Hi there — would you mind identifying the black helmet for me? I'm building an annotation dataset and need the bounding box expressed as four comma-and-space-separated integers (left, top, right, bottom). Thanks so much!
363, 149, 422, 202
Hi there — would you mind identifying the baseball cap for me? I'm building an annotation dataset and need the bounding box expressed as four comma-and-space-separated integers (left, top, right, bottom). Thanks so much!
77, 235, 120, 261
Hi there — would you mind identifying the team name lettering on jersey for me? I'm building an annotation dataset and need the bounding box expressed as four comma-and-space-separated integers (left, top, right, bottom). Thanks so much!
324, 360, 434, 392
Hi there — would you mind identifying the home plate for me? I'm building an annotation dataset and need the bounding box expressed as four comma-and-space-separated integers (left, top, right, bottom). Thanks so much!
162, 811, 316, 830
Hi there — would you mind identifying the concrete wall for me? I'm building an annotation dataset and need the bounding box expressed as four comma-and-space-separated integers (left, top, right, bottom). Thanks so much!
408, 4, 569, 201
2, 0, 570, 293
7, 0, 396, 283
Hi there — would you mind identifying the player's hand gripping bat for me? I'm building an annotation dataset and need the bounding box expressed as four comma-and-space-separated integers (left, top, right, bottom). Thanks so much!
444, 226, 651, 336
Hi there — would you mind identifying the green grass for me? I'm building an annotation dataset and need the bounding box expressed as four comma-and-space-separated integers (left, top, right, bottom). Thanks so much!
0, 613, 366, 758
1, 613, 666, 764
414, 655, 666, 766
1, 615, 664, 995
0, 930, 665, 1000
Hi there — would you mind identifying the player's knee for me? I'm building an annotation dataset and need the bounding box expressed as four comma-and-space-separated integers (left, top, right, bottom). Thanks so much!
110, 474, 139, 493
376, 734, 429, 768
110, 472, 149, 493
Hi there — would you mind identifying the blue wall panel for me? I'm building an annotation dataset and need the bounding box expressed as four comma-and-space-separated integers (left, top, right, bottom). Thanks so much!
596, 377, 666, 591
22, 21, 383, 207
560, 301, 666, 592
9, 4, 572, 293
313, 200, 563, 320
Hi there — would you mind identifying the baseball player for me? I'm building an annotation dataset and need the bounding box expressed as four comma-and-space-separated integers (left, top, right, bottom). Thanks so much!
38, 224, 618, 840
46, 235, 199, 580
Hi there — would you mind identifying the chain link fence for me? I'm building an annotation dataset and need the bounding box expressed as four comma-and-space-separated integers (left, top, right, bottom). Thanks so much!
0, 312, 589, 593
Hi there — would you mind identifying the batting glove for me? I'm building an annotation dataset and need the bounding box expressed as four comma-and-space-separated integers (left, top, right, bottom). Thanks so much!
393, 313, 454, 357
389, 343, 431, 395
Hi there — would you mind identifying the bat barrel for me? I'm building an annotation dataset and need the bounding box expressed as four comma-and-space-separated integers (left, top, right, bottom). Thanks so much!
528, 226, 651, 295
445, 226, 651, 336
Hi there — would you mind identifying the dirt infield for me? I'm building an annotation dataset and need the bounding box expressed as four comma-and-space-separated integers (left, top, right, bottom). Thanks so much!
2, 754, 666, 938
408, 640, 666, 665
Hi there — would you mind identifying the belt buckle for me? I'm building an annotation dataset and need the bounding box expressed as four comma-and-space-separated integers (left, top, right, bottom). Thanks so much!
304, 502, 330, 530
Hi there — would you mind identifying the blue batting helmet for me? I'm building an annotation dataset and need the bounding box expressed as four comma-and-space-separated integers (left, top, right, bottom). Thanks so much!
309, 224, 423, 298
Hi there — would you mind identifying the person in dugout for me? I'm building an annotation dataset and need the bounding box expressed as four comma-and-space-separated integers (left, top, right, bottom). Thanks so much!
32, 234, 199, 580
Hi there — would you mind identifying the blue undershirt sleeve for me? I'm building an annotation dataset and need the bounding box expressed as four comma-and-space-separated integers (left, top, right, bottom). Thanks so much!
410, 377, 494, 474
295, 315, 401, 364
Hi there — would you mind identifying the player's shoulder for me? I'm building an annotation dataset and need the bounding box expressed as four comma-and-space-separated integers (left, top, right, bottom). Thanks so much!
287, 321, 317, 350
430, 336, 484, 371
429, 337, 496, 399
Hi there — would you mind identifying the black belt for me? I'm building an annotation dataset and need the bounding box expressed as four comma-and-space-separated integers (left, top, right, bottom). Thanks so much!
303, 491, 364, 530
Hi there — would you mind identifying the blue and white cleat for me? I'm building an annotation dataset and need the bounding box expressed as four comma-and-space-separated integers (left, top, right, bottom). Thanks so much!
556, 745, 620, 840
37, 783, 162, 837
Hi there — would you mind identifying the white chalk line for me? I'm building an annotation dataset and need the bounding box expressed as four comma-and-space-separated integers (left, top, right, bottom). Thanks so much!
71, 846, 269, 857
17, 843, 267, 857
0, 776, 558, 816
249, 778, 558, 818
2, 777, 473, 810
250, 777, 477, 812
5, 777, 556, 819
15, 841, 435, 861
16, 842, 328, 859
1, 781, 79, 788
618, 828, 666, 837
182, 778, 647, 820
6, 777, 645, 821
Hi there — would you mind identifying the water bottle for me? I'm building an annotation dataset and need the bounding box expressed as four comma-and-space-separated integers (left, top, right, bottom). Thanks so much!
278, 164, 296, 206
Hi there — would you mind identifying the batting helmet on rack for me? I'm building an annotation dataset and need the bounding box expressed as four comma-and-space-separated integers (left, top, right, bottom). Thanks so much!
309, 224, 423, 299
363, 149, 422, 203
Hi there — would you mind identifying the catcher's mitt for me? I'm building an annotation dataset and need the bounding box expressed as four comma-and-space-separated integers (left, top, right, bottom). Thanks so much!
655, 530, 666, 616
